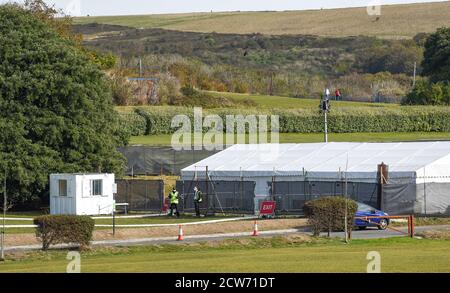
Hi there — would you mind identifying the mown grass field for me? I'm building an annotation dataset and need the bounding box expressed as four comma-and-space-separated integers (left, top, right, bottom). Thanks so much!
115, 92, 397, 114
74, 2, 450, 38
2, 214, 235, 234
129, 132, 450, 146
1, 237, 449, 272
208, 91, 398, 109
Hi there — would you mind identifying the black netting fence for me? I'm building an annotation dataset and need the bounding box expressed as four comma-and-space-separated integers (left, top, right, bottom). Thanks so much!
115, 179, 164, 212
176, 180, 256, 214
118, 146, 219, 176
270, 180, 379, 214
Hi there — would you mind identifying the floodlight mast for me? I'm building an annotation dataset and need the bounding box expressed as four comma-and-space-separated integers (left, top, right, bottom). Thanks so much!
320, 94, 330, 143
344, 155, 349, 244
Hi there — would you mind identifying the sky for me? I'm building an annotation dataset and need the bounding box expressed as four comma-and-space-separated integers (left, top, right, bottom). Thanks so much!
0, 0, 447, 16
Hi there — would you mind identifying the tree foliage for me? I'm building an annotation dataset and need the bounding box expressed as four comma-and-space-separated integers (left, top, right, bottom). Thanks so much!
356, 42, 423, 75
422, 27, 450, 83
403, 80, 450, 105
0, 4, 128, 207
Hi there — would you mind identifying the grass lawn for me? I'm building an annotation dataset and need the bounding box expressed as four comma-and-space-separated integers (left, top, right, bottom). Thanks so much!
115, 92, 396, 114
93, 214, 237, 226
129, 132, 450, 146
209, 91, 397, 109
73, 2, 450, 38
2, 214, 240, 234
1, 237, 449, 272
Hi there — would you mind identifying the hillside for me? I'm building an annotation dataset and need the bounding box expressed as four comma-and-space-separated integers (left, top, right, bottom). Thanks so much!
73, 23, 422, 102
74, 2, 450, 38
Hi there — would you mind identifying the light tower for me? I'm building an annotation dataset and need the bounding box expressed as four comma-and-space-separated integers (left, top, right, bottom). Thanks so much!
320, 92, 331, 143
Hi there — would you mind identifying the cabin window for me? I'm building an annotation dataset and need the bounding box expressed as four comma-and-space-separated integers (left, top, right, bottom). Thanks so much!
58, 180, 68, 197
91, 179, 103, 196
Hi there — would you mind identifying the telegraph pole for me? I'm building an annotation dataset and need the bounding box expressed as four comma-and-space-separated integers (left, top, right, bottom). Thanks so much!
412, 61, 417, 88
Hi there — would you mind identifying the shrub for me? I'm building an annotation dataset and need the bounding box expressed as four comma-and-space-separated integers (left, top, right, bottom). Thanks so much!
119, 113, 147, 136
134, 107, 191, 135
403, 80, 450, 105
126, 106, 450, 135
110, 70, 135, 106
303, 196, 358, 238
34, 215, 95, 250
156, 72, 182, 105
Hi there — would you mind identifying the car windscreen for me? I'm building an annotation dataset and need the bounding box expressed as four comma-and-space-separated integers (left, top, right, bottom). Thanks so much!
357, 203, 375, 212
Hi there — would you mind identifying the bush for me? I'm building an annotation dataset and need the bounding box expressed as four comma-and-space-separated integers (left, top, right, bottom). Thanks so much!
134, 107, 191, 135
34, 215, 95, 250
110, 70, 135, 106
126, 106, 450, 135
403, 80, 450, 105
156, 72, 182, 105
119, 113, 147, 136
303, 196, 358, 238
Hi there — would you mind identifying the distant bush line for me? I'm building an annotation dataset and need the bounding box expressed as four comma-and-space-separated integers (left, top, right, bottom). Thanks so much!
119, 106, 450, 136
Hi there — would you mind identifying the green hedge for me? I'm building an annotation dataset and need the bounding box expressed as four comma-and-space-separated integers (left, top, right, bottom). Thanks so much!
119, 113, 147, 136
34, 215, 95, 250
304, 196, 358, 238
128, 106, 450, 135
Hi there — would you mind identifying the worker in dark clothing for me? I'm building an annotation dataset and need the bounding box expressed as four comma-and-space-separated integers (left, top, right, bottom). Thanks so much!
168, 187, 180, 217
193, 186, 203, 217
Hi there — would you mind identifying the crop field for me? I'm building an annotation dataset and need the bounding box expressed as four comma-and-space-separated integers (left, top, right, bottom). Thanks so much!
1, 237, 449, 272
74, 2, 450, 38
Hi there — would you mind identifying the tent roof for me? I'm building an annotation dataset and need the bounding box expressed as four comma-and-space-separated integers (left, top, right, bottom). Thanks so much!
181, 142, 450, 180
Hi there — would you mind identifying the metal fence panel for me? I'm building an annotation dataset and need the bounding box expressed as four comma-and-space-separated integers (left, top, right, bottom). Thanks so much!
271, 180, 379, 214
115, 179, 164, 211
176, 180, 255, 213
119, 146, 219, 176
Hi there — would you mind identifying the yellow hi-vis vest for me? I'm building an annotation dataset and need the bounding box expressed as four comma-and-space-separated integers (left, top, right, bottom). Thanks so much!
169, 191, 179, 204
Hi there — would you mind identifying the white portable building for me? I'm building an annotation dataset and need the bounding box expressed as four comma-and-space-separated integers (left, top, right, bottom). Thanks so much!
180, 142, 450, 215
50, 173, 116, 215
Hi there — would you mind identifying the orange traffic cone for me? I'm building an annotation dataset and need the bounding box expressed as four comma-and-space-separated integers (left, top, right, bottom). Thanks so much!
252, 220, 259, 236
177, 225, 184, 241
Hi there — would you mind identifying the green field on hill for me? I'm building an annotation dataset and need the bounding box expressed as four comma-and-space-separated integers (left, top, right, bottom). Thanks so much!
74, 2, 450, 38
115, 92, 396, 114
208, 92, 398, 109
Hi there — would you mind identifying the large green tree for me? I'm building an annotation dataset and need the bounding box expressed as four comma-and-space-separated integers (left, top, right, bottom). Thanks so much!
0, 4, 128, 207
422, 27, 450, 83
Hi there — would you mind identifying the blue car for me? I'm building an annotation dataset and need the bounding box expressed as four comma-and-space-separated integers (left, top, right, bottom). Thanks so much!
355, 202, 389, 230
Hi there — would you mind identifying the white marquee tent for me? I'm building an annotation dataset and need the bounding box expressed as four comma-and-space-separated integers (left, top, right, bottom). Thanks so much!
181, 142, 450, 215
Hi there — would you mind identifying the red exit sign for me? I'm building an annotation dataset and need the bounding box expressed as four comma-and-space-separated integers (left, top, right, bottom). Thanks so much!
260, 201, 276, 216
